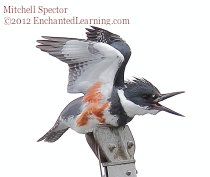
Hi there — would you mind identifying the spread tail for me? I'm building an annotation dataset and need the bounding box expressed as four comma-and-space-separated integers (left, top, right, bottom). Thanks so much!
37, 128, 69, 143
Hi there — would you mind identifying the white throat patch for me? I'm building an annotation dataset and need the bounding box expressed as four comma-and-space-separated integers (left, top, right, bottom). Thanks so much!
117, 90, 159, 117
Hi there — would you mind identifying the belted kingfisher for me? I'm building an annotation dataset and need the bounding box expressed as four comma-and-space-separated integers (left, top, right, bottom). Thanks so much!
37, 26, 184, 143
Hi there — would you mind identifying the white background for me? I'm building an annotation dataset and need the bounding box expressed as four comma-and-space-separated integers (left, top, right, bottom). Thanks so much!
1, 0, 210, 177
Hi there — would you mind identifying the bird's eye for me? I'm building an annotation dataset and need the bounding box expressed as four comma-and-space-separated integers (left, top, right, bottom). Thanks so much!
142, 94, 149, 99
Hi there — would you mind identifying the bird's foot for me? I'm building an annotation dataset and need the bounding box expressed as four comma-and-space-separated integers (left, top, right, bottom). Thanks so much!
97, 124, 112, 128
97, 124, 115, 132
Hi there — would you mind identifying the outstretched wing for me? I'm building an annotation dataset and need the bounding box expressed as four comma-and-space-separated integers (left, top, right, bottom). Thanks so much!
86, 26, 131, 87
37, 37, 124, 99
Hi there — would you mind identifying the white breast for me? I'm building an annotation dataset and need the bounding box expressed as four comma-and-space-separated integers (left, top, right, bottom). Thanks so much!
103, 107, 119, 127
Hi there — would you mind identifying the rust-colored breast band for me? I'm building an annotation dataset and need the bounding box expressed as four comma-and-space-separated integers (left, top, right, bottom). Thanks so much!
76, 102, 109, 127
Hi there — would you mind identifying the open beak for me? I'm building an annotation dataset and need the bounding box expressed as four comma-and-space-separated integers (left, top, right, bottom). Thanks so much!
153, 91, 185, 117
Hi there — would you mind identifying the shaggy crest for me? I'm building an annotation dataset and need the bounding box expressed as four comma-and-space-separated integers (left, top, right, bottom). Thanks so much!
124, 77, 160, 93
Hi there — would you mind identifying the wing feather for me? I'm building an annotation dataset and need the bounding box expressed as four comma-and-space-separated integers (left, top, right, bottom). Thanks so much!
37, 37, 124, 98
86, 26, 124, 44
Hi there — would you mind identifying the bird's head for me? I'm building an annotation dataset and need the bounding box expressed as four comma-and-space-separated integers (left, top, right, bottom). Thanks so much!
120, 78, 184, 117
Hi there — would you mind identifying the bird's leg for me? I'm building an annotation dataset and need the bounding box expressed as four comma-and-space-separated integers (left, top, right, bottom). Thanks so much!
97, 124, 115, 132
97, 124, 113, 128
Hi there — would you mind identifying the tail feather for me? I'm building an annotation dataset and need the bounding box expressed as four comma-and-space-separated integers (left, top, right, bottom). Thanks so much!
37, 128, 69, 143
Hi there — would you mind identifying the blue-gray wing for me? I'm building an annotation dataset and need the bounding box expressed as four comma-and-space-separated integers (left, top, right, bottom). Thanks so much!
86, 26, 124, 44
37, 37, 124, 98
